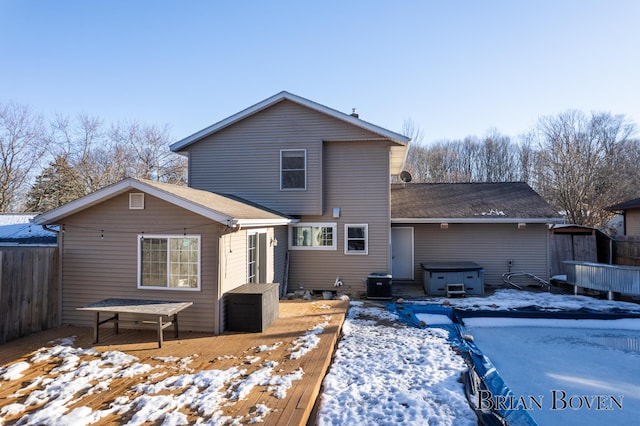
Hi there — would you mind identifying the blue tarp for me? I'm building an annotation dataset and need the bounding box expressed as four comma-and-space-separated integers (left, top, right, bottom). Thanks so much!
388, 302, 537, 426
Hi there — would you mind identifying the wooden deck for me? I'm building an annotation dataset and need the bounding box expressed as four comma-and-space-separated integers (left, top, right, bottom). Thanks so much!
0, 299, 349, 425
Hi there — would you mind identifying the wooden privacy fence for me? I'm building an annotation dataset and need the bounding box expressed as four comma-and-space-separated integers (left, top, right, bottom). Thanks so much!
0, 247, 59, 344
549, 226, 617, 277
614, 236, 640, 267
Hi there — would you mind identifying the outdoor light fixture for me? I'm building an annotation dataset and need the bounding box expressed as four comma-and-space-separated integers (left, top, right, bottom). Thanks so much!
518, 223, 526, 230
333, 208, 341, 218
440, 223, 449, 229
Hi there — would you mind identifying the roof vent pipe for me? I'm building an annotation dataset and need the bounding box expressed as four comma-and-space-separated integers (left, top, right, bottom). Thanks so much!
350, 108, 359, 118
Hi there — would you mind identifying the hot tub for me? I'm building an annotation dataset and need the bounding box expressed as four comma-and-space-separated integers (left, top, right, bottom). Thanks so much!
421, 262, 484, 296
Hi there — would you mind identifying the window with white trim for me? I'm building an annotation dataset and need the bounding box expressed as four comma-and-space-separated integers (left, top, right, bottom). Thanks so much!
289, 223, 336, 250
345, 224, 368, 254
280, 149, 306, 190
138, 235, 201, 290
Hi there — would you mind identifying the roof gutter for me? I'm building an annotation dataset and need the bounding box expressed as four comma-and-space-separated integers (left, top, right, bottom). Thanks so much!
233, 218, 299, 227
391, 217, 565, 224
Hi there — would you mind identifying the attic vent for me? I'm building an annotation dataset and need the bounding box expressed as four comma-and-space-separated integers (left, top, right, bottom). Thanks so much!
129, 193, 145, 210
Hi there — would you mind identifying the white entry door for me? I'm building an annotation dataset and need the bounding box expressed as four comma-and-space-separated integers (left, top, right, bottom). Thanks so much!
391, 227, 414, 280
248, 230, 268, 283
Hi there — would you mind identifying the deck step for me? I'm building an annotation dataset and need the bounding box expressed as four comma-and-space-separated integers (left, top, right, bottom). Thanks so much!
446, 284, 466, 298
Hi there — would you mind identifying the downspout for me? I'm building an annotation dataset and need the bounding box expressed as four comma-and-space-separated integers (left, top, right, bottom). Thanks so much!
42, 224, 63, 327
217, 229, 224, 335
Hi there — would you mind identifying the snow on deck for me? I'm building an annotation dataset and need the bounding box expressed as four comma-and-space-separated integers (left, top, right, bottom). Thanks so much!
1, 290, 639, 425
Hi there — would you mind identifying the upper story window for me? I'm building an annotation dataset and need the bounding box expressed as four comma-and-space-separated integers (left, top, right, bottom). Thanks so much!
345, 224, 368, 255
280, 149, 306, 190
289, 223, 336, 250
138, 235, 201, 291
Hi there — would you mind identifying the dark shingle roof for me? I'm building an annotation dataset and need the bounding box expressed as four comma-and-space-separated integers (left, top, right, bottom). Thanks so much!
391, 182, 560, 220
606, 198, 640, 212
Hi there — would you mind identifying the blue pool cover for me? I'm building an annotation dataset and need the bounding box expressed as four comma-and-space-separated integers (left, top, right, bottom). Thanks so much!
388, 302, 537, 426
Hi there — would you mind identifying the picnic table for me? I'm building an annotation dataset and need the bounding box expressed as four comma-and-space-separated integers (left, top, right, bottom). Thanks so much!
77, 298, 193, 348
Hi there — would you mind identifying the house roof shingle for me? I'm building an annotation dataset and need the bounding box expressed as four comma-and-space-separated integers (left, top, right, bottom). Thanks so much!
391, 182, 562, 223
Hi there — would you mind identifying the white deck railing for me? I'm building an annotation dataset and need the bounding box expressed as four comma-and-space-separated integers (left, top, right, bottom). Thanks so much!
563, 261, 640, 300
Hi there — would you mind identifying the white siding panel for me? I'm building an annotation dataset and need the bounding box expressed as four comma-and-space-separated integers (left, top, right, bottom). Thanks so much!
409, 223, 550, 287
219, 229, 248, 294
217, 227, 280, 332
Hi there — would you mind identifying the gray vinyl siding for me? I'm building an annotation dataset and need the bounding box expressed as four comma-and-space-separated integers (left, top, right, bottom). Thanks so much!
287, 141, 392, 293
186, 100, 384, 216
405, 223, 550, 287
60, 191, 221, 333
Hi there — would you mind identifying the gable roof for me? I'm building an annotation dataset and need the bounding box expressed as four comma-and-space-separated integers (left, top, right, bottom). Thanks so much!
391, 182, 563, 223
33, 178, 295, 228
169, 91, 411, 174
606, 197, 640, 212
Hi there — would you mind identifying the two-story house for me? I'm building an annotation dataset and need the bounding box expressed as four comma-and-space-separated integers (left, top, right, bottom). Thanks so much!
34, 91, 561, 334
169, 91, 410, 297
34, 92, 410, 334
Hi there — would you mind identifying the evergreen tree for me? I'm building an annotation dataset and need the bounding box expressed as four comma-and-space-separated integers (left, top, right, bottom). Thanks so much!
25, 156, 85, 212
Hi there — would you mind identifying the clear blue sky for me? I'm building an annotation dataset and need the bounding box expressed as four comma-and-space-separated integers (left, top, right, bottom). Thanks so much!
2, 1, 639, 145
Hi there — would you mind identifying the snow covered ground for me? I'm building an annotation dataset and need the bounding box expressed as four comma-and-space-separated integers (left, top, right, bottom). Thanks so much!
316, 289, 640, 425
316, 302, 477, 425
1, 289, 639, 425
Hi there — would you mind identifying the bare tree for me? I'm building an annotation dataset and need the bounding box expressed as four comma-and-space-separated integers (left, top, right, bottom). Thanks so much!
110, 121, 186, 184
480, 130, 518, 182
535, 110, 637, 226
515, 132, 538, 185
404, 131, 525, 184
0, 101, 48, 211
400, 118, 427, 182
42, 115, 187, 207
49, 113, 108, 193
